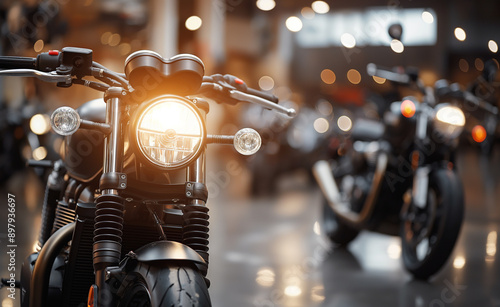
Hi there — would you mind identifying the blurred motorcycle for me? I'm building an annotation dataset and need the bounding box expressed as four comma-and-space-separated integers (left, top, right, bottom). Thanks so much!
246, 101, 334, 195
313, 63, 465, 279
0, 100, 55, 183
0, 47, 295, 306
435, 75, 499, 156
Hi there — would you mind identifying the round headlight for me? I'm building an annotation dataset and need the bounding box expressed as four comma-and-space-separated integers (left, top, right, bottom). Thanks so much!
433, 104, 465, 139
134, 95, 206, 169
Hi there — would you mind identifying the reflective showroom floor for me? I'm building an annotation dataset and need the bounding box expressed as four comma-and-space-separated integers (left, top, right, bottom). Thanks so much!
1, 146, 499, 307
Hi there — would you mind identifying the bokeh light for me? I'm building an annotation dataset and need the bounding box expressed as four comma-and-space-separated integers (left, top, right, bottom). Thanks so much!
284, 285, 302, 297
108, 33, 121, 46
341, 33, 356, 48
488, 40, 498, 53
301, 7, 315, 19
317, 100, 333, 116
258, 76, 275, 91
390, 39, 404, 53
313, 118, 330, 134
347, 69, 361, 84
421, 10, 434, 24
186, 16, 202, 31
337, 115, 353, 132
256, 0, 276, 11
387, 243, 401, 259
475, 58, 484, 71
312, 1, 330, 14
453, 256, 466, 269
119, 43, 132, 56
256, 267, 275, 287
30, 114, 51, 135
34, 39, 44, 52
459, 59, 469, 72
472, 125, 487, 143
321, 69, 336, 84
32, 146, 48, 161
101, 31, 112, 45
454, 27, 466, 41
372, 75, 386, 84
286, 16, 303, 32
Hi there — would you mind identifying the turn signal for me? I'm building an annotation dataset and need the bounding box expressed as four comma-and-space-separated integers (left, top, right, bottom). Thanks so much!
401, 99, 416, 118
50, 106, 81, 136
234, 128, 261, 155
472, 125, 487, 143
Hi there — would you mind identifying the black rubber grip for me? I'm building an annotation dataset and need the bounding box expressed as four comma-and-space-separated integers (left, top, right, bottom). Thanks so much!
0, 56, 36, 69
247, 87, 279, 103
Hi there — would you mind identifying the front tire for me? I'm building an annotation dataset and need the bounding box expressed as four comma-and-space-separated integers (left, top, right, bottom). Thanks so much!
401, 168, 464, 279
117, 263, 211, 307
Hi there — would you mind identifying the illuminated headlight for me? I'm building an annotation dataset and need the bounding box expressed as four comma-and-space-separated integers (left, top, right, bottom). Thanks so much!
433, 104, 465, 139
134, 95, 206, 169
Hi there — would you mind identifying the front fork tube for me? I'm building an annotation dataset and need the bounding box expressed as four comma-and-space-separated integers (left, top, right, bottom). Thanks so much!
412, 166, 430, 209
187, 106, 207, 206
93, 89, 125, 307
187, 153, 207, 205
412, 110, 430, 209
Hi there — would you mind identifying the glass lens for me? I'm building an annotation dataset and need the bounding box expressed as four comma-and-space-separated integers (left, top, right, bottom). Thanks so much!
50, 106, 80, 136
137, 98, 203, 168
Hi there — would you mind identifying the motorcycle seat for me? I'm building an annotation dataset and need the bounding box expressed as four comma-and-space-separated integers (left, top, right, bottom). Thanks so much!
351, 119, 385, 141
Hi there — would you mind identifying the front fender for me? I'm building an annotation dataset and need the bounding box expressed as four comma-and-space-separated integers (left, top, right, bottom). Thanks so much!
134, 241, 206, 266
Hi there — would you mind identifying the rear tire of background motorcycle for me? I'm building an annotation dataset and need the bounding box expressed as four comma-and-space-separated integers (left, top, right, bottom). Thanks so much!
322, 199, 359, 246
117, 263, 211, 307
401, 169, 464, 280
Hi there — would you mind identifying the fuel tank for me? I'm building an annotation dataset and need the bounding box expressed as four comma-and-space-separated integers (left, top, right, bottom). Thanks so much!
59, 99, 105, 182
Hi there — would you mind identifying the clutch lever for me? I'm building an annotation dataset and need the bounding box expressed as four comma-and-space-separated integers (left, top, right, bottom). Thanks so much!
0, 69, 72, 84
229, 90, 296, 117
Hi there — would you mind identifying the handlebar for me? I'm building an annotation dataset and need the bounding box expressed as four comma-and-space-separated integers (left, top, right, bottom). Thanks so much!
202, 74, 279, 103
367, 63, 419, 85
0, 56, 37, 70
0, 47, 296, 117
198, 75, 295, 117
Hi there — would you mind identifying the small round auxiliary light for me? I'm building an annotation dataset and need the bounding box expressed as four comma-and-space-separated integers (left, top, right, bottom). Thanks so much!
50, 106, 81, 136
234, 128, 262, 155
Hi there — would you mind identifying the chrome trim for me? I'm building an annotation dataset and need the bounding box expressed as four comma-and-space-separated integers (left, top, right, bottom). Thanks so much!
313, 153, 388, 227
229, 90, 297, 117
0, 69, 71, 84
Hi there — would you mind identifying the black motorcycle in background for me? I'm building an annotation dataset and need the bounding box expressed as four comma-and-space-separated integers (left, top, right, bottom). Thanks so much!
0, 99, 55, 183
0, 47, 295, 306
313, 63, 465, 279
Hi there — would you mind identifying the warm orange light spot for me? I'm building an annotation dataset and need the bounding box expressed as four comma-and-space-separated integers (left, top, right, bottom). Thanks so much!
87, 286, 95, 307
401, 99, 416, 118
411, 151, 419, 170
472, 125, 487, 143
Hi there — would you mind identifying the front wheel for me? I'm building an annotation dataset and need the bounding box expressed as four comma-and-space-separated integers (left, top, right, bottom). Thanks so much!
401, 168, 464, 280
117, 263, 211, 307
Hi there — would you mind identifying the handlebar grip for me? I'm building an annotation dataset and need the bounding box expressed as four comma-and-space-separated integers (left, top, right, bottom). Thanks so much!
0, 56, 36, 70
247, 87, 279, 103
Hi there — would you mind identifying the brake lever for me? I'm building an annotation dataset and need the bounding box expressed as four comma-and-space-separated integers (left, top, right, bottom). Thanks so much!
0, 69, 72, 84
229, 90, 296, 117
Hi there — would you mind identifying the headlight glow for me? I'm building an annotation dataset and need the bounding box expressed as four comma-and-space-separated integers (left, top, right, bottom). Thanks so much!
135, 96, 205, 169
434, 104, 465, 139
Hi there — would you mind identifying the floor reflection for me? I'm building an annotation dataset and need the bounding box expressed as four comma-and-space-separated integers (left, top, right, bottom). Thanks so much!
0, 147, 499, 306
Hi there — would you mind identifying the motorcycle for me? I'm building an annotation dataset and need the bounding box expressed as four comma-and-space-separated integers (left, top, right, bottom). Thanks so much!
435, 76, 499, 156
313, 63, 465, 279
0, 47, 295, 306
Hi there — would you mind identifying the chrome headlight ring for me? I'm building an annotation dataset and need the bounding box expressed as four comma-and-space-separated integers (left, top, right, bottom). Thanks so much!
131, 95, 207, 170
